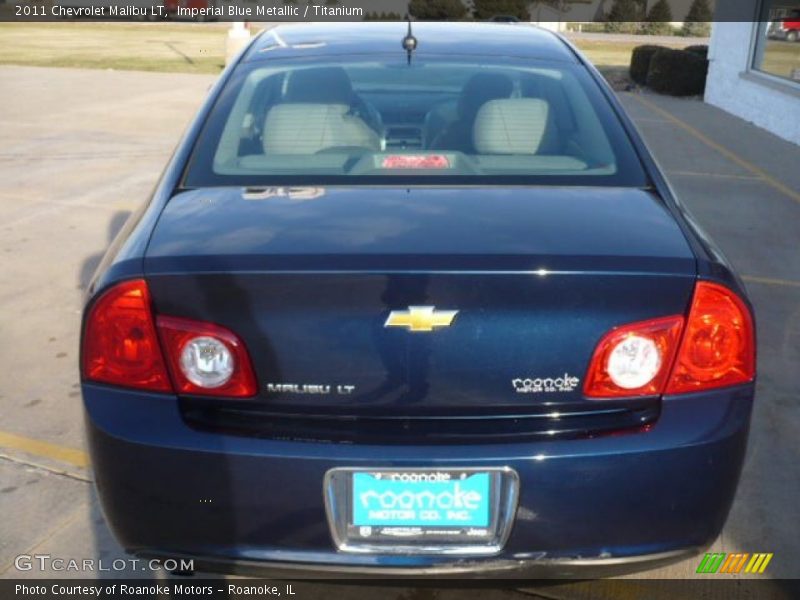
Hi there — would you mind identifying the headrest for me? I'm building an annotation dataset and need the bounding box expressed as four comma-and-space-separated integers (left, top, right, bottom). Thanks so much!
457, 73, 513, 121
285, 67, 353, 104
263, 104, 378, 155
520, 74, 544, 98
473, 98, 550, 155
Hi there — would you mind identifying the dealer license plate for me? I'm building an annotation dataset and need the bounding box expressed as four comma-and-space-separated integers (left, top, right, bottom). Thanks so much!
352, 471, 490, 528
324, 467, 518, 553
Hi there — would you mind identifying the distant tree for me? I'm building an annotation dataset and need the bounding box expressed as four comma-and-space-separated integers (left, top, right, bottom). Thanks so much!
604, 0, 642, 33
633, 0, 648, 19
682, 0, 713, 37
642, 0, 674, 35
605, 0, 640, 20
685, 0, 713, 21
472, 0, 531, 21
364, 11, 403, 20
409, 0, 468, 20
646, 0, 672, 22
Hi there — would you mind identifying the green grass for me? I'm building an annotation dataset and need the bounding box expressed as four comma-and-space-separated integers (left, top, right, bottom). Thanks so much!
0, 23, 710, 81
759, 40, 800, 81
574, 39, 697, 89
0, 23, 226, 74
572, 39, 697, 67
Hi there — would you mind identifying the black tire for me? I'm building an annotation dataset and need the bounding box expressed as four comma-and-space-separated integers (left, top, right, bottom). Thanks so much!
787, 30, 799, 43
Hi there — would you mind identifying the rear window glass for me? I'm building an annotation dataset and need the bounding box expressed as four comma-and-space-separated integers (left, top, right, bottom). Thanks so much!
184, 56, 647, 187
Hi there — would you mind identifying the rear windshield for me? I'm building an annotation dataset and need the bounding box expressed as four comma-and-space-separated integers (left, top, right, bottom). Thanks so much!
184, 56, 647, 187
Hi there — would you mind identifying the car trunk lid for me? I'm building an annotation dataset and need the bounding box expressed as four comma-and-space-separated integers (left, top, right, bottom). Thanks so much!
144, 186, 695, 441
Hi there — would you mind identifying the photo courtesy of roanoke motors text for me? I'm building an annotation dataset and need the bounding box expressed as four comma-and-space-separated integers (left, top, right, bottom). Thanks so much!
1, 0, 799, 599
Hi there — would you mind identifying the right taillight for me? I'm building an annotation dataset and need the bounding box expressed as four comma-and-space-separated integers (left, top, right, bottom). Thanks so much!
584, 280, 755, 399
665, 281, 755, 394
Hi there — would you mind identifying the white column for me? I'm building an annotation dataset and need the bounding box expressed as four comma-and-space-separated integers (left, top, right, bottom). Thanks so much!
226, 21, 252, 66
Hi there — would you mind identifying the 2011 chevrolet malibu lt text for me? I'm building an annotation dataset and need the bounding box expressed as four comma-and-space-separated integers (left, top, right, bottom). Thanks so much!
80, 22, 756, 577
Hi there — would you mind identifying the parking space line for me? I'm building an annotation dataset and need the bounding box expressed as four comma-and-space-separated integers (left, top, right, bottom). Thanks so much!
631, 94, 800, 206
0, 453, 91, 483
742, 275, 800, 289
667, 170, 761, 181
0, 431, 89, 469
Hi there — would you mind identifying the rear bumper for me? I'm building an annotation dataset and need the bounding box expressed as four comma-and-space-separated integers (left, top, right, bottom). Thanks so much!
84, 383, 753, 578
137, 547, 701, 579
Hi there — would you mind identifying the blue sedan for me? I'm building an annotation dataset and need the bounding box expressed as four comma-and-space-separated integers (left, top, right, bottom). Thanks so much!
81, 22, 755, 577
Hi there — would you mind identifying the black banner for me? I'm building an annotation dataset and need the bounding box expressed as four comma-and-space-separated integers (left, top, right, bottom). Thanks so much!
0, 0, 774, 24
3, 579, 800, 600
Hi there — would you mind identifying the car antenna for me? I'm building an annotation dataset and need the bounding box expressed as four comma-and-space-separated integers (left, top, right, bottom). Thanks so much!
401, 14, 418, 65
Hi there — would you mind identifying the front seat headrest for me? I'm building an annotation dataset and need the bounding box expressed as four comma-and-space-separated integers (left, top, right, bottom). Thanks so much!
457, 73, 513, 121
473, 98, 551, 155
285, 67, 354, 104
262, 104, 380, 155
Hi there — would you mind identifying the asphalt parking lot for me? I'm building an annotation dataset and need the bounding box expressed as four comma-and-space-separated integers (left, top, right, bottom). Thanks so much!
0, 65, 798, 597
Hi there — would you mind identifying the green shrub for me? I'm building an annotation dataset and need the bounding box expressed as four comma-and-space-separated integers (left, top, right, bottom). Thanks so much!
629, 45, 665, 85
604, 21, 643, 34
640, 21, 675, 36
684, 44, 709, 59
646, 48, 709, 96
681, 22, 712, 37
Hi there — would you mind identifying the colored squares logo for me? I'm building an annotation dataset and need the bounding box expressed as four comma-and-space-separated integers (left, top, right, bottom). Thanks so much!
697, 552, 773, 574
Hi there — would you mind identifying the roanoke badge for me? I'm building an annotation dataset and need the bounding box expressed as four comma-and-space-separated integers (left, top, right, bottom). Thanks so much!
512, 374, 580, 394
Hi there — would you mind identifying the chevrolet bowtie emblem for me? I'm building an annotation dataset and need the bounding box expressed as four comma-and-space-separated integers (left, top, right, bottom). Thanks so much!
384, 306, 459, 332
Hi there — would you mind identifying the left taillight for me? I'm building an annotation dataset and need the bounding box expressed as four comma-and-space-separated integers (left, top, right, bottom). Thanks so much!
82, 279, 172, 392
82, 279, 257, 397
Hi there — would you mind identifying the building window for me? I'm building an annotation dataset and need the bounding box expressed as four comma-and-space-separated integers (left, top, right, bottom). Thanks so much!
752, 0, 800, 82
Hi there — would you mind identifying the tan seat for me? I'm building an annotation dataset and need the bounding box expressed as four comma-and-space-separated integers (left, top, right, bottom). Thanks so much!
473, 98, 554, 155
262, 103, 380, 155
428, 73, 513, 152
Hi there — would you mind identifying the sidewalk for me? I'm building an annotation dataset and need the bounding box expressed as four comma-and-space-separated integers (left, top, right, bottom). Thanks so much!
620, 91, 800, 283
